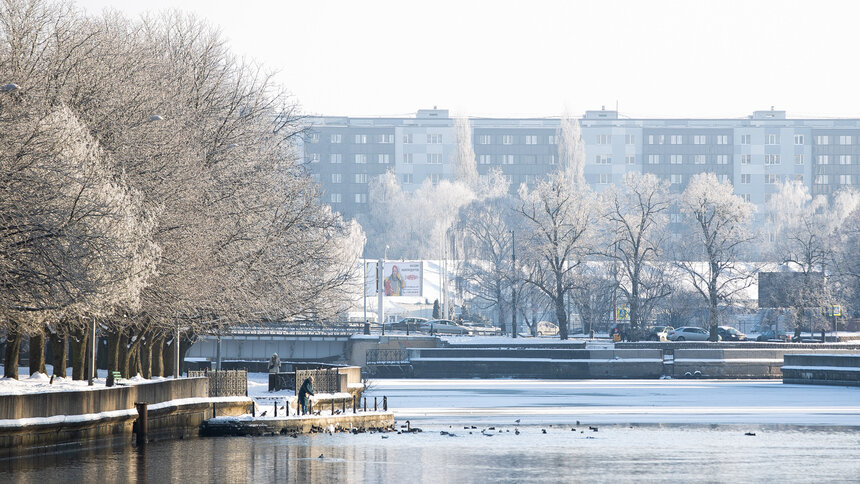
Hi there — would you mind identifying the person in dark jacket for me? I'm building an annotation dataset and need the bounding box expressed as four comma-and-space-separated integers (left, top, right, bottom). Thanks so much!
298, 376, 315, 415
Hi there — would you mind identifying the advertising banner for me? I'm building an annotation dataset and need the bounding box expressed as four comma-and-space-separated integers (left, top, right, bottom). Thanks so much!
383, 262, 423, 296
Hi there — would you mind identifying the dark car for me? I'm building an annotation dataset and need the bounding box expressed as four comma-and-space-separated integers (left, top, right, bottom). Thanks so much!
717, 326, 747, 341
756, 328, 790, 342
387, 317, 427, 332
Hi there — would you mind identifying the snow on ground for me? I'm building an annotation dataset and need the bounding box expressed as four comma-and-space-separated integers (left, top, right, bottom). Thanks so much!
0, 366, 167, 395
365, 378, 860, 427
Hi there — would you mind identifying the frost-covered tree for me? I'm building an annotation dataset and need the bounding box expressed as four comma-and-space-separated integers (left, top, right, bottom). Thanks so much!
601, 173, 673, 338
518, 171, 596, 339
454, 117, 478, 188
557, 112, 586, 186
675, 173, 756, 341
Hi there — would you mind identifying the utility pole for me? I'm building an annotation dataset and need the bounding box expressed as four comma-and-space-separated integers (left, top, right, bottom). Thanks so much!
511, 230, 517, 339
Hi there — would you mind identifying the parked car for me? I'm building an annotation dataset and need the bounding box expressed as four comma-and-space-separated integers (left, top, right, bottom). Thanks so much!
646, 325, 673, 341
387, 317, 428, 332
420, 319, 471, 335
667, 326, 716, 341
755, 328, 790, 342
717, 326, 747, 341
537, 321, 559, 336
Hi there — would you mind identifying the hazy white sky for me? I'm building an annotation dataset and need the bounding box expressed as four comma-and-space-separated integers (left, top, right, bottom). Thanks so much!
75, 0, 860, 119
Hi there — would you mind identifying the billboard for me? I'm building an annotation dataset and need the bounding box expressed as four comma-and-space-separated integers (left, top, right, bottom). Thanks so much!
365, 261, 423, 297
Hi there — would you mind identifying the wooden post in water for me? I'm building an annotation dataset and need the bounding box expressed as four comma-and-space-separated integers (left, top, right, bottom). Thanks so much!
135, 402, 148, 445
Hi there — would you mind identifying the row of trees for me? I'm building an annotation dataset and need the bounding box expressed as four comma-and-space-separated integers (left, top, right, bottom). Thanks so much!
360, 110, 859, 341
1, 0, 362, 379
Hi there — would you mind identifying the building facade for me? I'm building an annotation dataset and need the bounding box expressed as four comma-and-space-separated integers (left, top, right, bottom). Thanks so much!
300, 108, 860, 224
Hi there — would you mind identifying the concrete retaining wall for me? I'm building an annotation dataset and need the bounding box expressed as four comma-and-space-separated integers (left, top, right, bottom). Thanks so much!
782, 354, 860, 386
200, 411, 395, 437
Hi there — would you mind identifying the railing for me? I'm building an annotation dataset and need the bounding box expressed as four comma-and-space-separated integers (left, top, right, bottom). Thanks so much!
366, 349, 409, 365
188, 370, 248, 397
295, 368, 340, 394
222, 322, 366, 337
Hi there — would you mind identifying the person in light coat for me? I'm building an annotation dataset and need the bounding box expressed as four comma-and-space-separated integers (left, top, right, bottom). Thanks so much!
268, 353, 281, 374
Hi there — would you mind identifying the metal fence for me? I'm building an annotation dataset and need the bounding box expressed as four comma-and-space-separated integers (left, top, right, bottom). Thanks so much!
295, 368, 339, 394
365, 349, 409, 365
188, 369, 248, 397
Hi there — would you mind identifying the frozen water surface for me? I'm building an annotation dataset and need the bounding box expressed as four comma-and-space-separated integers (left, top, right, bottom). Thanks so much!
2, 379, 858, 483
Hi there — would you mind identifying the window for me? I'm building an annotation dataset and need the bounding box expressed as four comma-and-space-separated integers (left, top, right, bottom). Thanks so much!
649, 134, 665, 144
403, 153, 413, 164
716, 135, 728, 145
625, 155, 635, 165
330, 193, 341, 203
765, 174, 780, 184
331, 173, 342, 183
648, 154, 660, 164
765, 154, 780, 165
670, 154, 683, 164
354, 134, 367, 144
330, 134, 342, 143
740, 134, 751, 145
427, 134, 442, 144
670, 174, 683, 184
625, 134, 635, 144
795, 154, 804, 165
694, 155, 706, 164
817, 155, 829, 165
478, 135, 491, 144
308, 133, 319, 143
502, 154, 514, 165
429, 173, 440, 184
816, 135, 830, 145
741, 174, 751, 184
549, 154, 557, 165
330, 154, 342, 164
355, 193, 367, 204
716, 155, 728, 164
840, 135, 852, 145
377, 134, 393, 144
548, 135, 556, 144
478, 154, 491, 165
598, 173, 610, 184
767, 134, 779, 145
402, 174, 413, 184
794, 134, 804, 145
355, 173, 368, 183
525, 135, 538, 145
840, 174, 852, 185
378, 154, 390, 164
597, 134, 610, 144
355, 154, 367, 164
595, 155, 611, 164
403, 133, 413, 144
840, 155, 852, 165
670, 135, 682, 144
740, 154, 751, 165
427, 153, 441, 164
502, 135, 513, 145
718, 174, 729, 183
694, 135, 706, 145
815, 174, 829, 184
308, 153, 320, 163
741, 194, 751, 202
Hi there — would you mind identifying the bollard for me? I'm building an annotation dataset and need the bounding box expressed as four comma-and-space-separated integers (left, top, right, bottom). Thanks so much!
374, 397, 377, 411
342, 399, 346, 414
135, 402, 149, 445
353, 396, 357, 414
383, 396, 387, 411
363, 397, 367, 412
252, 401, 256, 417
212, 402, 217, 419
331, 399, 335, 415
274, 402, 277, 418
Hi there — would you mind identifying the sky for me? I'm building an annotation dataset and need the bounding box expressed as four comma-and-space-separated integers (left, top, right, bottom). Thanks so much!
74, 0, 860, 119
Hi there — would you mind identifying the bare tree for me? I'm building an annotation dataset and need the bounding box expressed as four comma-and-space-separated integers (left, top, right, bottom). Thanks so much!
675, 173, 757, 341
518, 171, 595, 339
557, 112, 586, 186
454, 117, 478, 187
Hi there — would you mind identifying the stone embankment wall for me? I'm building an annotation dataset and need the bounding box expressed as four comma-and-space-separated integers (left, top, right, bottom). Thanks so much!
0, 378, 251, 457
782, 354, 860, 386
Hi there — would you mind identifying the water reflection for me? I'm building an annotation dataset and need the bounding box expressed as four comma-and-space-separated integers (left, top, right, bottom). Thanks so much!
3, 425, 859, 483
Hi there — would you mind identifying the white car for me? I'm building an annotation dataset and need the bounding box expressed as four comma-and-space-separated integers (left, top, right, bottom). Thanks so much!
420, 319, 471, 335
667, 326, 715, 341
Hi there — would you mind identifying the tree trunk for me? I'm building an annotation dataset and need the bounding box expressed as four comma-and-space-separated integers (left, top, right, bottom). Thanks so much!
3, 323, 21, 379
29, 330, 47, 376
556, 295, 569, 340
151, 336, 164, 377
163, 336, 175, 377
49, 329, 68, 378
106, 329, 121, 373
70, 327, 89, 381
118, 333, 131, 378
140, 333, 153, 379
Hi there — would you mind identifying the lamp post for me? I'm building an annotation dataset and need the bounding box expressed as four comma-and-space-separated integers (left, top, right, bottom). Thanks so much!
511, 230, 517, 339
378, 246, 389, 333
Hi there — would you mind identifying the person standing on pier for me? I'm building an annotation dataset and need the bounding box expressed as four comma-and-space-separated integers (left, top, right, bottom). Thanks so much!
298, 376, 315, 415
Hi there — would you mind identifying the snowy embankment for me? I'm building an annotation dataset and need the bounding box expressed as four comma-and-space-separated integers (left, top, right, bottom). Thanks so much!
0, 367, 162, 395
